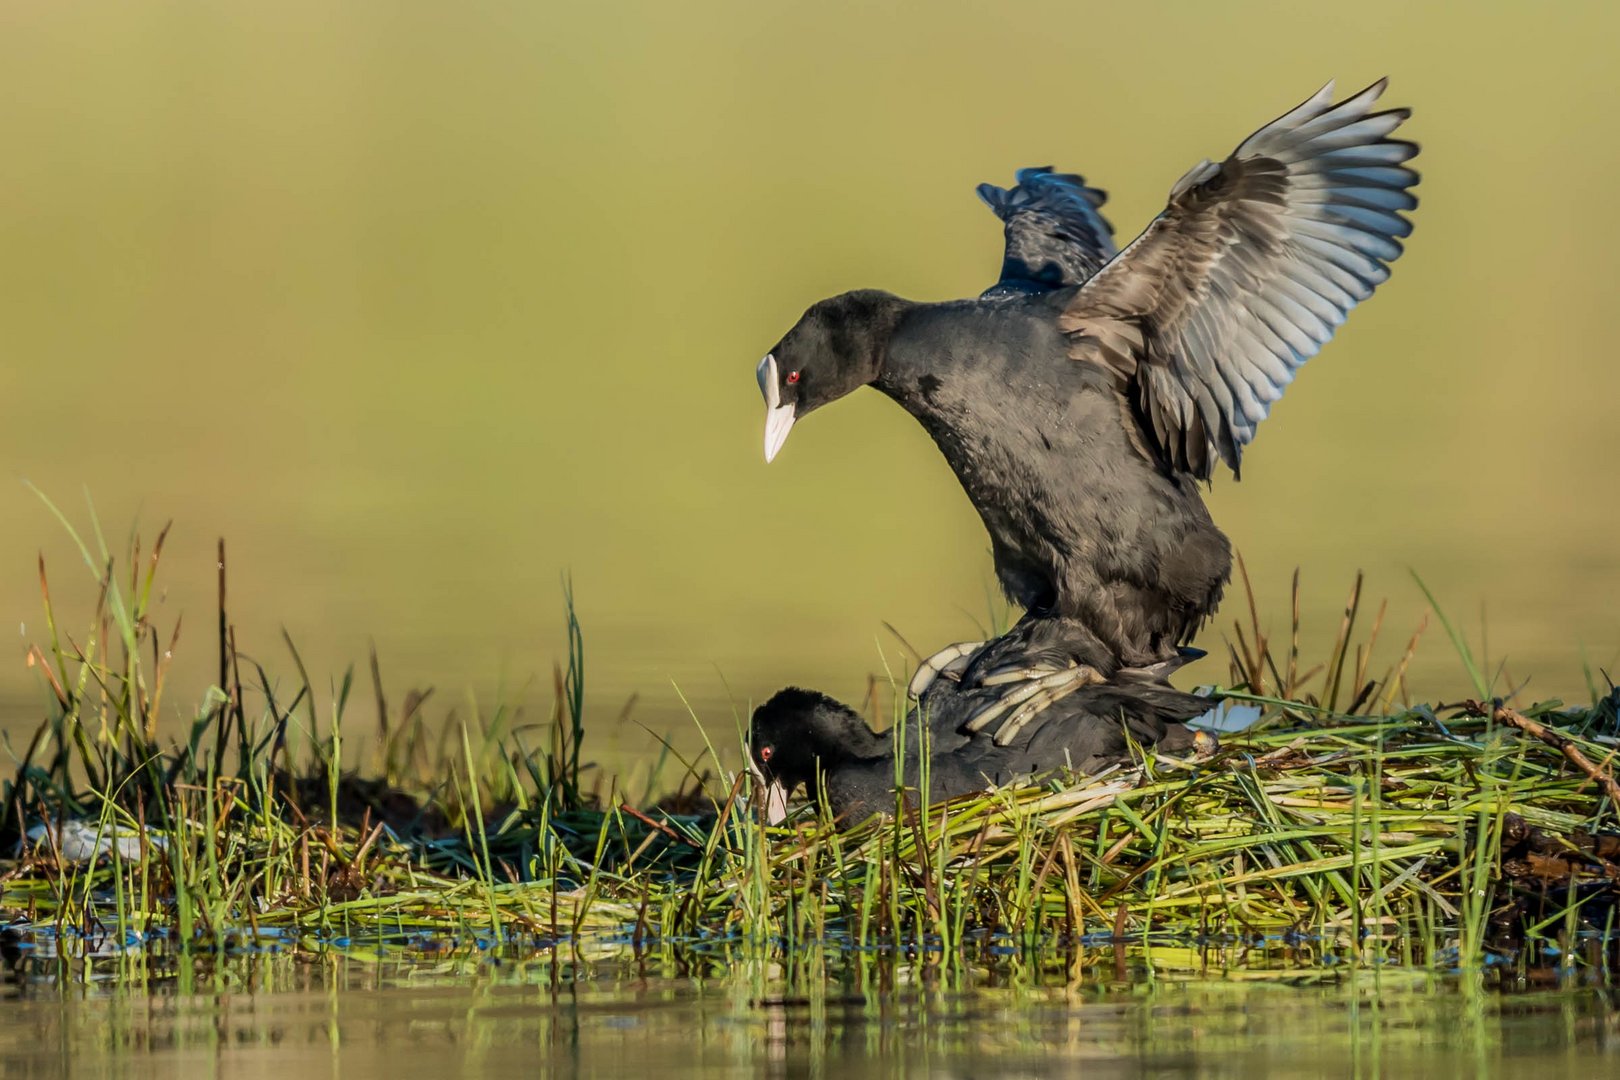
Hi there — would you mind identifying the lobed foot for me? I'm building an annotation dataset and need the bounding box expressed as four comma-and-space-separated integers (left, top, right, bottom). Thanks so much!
907, 640, 986, 699
980, 664, 1077, 687
989, 665, 1107, 746
963, 663, 1105, 743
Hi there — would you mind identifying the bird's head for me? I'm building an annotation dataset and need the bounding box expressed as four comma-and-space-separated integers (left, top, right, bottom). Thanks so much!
747, 687, 872, 823
756, 290, 903, 462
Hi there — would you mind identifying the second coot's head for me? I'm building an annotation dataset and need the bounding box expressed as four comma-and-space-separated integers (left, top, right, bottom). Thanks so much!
748, 687, 883, 823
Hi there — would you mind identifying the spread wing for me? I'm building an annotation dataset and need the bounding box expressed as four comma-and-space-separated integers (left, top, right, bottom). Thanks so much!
978, 167, 1117, 298
1059, 79, 1419, 479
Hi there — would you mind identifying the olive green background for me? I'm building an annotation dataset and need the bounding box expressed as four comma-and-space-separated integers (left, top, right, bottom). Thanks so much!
1, 2, 1615, 764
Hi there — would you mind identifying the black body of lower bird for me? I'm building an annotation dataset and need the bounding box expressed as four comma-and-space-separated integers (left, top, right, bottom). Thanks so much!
748, 679, 1210, 826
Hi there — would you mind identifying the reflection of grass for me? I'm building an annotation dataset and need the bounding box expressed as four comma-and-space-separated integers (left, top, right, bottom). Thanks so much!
2, 506, 1618, 986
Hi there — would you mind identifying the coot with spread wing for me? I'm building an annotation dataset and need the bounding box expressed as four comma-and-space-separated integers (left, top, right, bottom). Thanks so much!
755, 81, 1418, 688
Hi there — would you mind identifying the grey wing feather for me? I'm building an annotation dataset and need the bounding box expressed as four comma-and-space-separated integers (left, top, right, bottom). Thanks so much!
1059, 79, 1419, 479
978, 167, 1117, 297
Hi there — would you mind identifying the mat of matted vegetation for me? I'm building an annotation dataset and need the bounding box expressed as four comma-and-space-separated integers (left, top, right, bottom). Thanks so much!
2, 508, 1618, 982
5, 696, 1619, 981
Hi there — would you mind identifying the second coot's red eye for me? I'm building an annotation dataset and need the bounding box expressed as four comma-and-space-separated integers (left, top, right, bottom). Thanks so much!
759, 746, 774, 761
786, 371, 800, 384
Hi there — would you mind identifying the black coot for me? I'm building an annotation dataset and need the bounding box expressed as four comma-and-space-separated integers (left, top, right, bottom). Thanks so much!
755, 81, 1418, 682
748, 678, 1213, 825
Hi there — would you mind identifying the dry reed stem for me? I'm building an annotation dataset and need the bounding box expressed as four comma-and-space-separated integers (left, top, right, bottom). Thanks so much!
1469, 699, 1620, 810
620, 802, 704, 850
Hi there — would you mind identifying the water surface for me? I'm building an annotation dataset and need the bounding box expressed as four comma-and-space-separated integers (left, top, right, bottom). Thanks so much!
3, 953, 1617, 1079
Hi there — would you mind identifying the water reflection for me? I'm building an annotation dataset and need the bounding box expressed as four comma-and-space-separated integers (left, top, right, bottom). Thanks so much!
2, 950, 1616, 1078
2, 3, 1620, 756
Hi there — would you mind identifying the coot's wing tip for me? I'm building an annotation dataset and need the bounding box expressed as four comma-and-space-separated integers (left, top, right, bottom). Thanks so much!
975, 181, 1010, 214
1065, 78, 1418, 481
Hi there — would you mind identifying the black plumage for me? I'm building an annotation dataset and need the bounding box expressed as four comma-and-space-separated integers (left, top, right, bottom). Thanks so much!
755, 80, 1418, 678
976, 167, 1116, 297
748, 679, 1209, 825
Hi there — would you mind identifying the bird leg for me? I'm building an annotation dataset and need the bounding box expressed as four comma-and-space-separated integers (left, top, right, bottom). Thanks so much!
963, 664, 1101, 735
907, 640, 986, 699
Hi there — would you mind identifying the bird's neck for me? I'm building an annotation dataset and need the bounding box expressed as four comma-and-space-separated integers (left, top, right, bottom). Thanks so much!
814, 715, 893, 766
841, 291, 910, 389
846, 726, 894, 761
868, 300, 973, 419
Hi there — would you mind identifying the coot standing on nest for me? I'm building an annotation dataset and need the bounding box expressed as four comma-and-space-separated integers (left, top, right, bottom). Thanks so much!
748, 680, 1212, 825
754, 80, 1419, 705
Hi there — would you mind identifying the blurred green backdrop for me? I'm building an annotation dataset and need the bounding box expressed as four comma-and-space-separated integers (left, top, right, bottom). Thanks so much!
1, 1, 1616, 765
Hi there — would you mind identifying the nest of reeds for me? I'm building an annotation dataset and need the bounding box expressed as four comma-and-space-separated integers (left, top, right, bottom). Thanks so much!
2, 511, 1617, 977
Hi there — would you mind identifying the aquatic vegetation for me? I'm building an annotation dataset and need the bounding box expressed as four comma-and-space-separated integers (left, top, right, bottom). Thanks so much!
2, 508, 1617, 987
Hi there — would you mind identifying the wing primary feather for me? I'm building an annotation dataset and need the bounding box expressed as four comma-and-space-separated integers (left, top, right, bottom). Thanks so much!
1059, 79, 1418, 479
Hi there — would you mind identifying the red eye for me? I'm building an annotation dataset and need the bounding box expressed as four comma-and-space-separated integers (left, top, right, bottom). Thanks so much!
759, 746, 774, 762
786, 371, 800, 385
